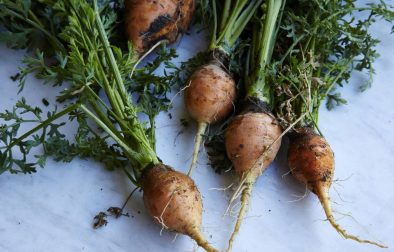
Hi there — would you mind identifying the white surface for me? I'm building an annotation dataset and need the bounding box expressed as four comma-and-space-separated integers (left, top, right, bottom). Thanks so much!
1, 16, 394, 252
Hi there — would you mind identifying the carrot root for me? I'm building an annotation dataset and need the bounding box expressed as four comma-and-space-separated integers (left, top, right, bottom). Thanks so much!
227, 174, 256, 252
189, 229, 218, 252
317, 186, 387, 248
187, 121, 208, 176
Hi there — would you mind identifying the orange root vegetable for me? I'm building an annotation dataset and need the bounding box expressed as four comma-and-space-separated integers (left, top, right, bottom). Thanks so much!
185, 61, 236, 176
125, 0, 195, 54
224, 99, 282, 251
141, 164, 218, 252
183, 0, 263, 177
287, 128, 386, 248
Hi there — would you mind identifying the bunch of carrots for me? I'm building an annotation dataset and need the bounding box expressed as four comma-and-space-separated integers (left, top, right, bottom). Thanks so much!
0, 0, 393, 251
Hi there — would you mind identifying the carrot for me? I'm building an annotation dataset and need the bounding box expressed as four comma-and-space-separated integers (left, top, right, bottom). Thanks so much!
271, 1, 393, 248
287, 128, 386, 248
224, 100, 282, 251
142, 164, 217, 252
125, 0, 195, 54
185, 62, 236, 176
0, 1, 215, 250
223, 1, 284, 250
185, 0, 262, 176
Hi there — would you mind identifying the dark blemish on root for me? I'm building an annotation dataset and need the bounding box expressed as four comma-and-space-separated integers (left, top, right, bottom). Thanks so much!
239, 144, 244, 149
142, 14, 172, 37
321, 171, 332, 182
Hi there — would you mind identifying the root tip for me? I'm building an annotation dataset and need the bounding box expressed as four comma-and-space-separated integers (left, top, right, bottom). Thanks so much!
318, 190, 386, 249
226, 181, 255, 252
189, 230, 218, 252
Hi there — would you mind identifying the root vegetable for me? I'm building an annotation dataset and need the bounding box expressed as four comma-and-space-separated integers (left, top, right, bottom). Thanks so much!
185, 64, 236, 125
224, 100, 282, 251
185, 62, 236, 176
185, 0, 263, 176
142, 164, 218, 252
222, 1, 284, 250
125, 0, 195, 54
287, 128, 386, 248
271, 1, 394, 247
0, 2, 215, 250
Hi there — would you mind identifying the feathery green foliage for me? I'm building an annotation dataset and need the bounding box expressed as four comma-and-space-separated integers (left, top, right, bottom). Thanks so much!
272, 0, 394, 130
0, 0, 177, 183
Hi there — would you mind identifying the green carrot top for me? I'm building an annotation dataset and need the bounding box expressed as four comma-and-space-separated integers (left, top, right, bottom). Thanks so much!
246, 0, 284, 105
0, 0, 177, 184
271, 0, 394, 132
208, 0, 263, 54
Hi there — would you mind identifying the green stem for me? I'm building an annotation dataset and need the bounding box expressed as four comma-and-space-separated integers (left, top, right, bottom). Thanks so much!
209, 0, 218, 49
6, 104, 80, 150
92, 2, 151, 157
228, 0, 262, 46
0, 120, 40, 132
94, 3, 129, 108
220, 0, 232, 31
86, 93, 121, 137
80, 105, 159, 168
149, 116, 156, 151
217, 0, 248, 47
258, 0, 283, 73
87, 0, 160, 173
94, 62, 124, 117
67, 3, 125, 119
213, 0, 261, 50
247, 0, 283, 103
84, 85, 147, 154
